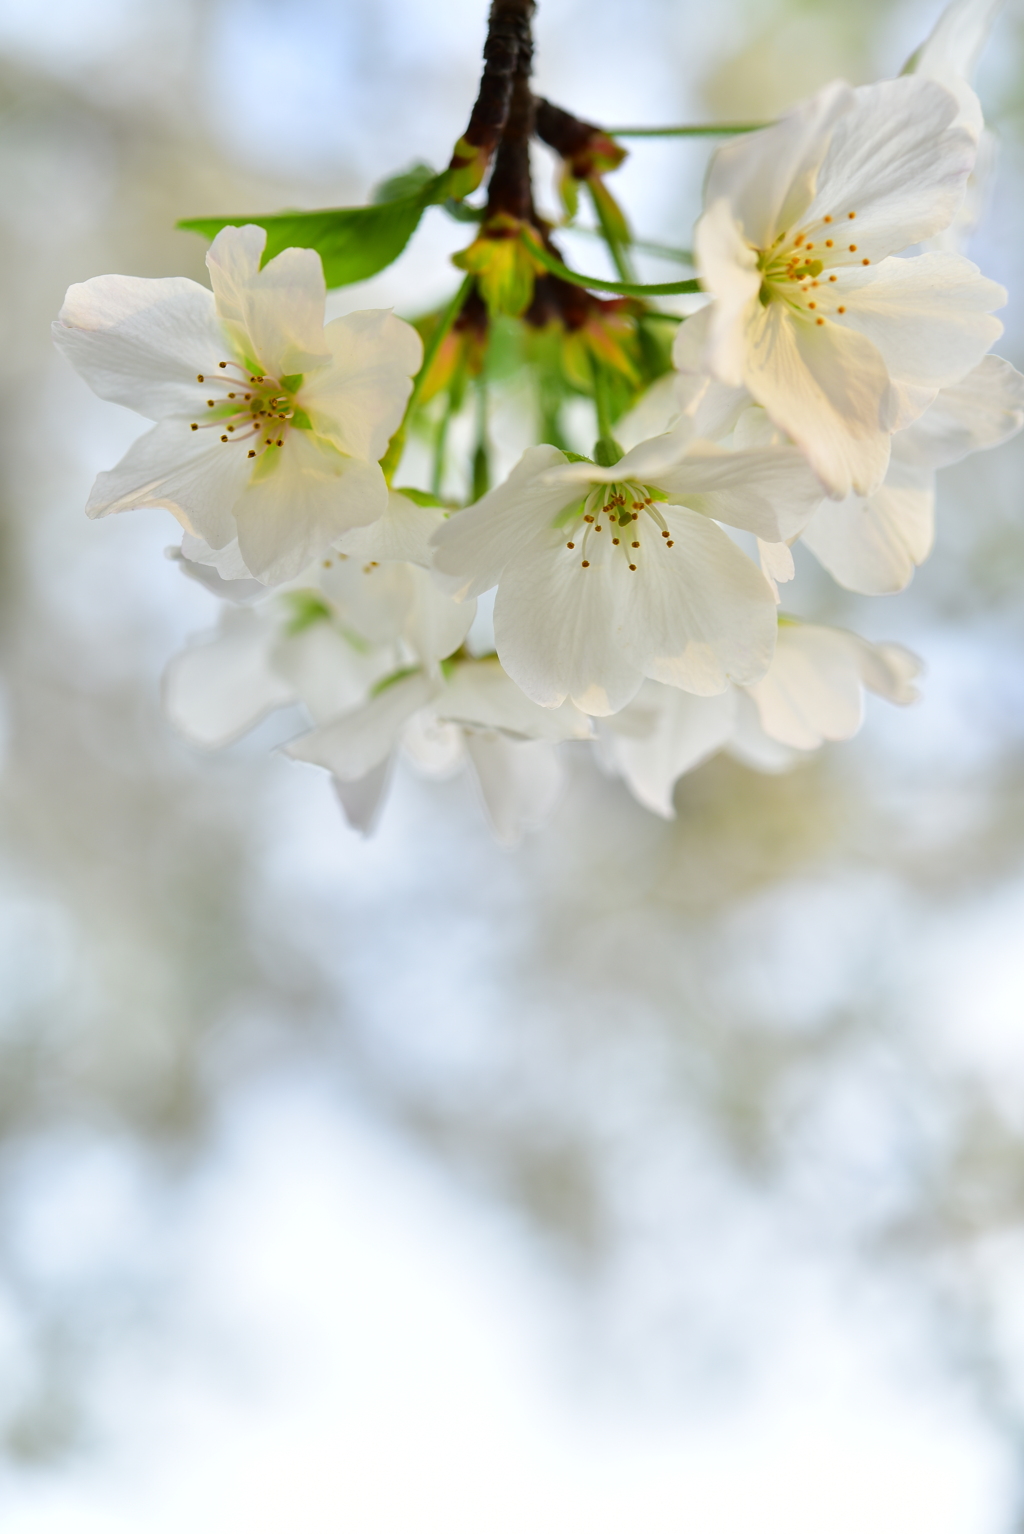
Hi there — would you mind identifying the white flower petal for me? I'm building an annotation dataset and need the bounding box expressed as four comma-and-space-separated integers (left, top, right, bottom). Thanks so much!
336, 489, 443, 566
893, 352, 1024, 469
800, 463, 934, 594
286, 670, 436, 780
910, 0, 1006, 134
52, 275, 226, 420
401, 712, 466, 775
332, 759, 393, 835
235, 433, 387, 584
727, 691, 802, 772
856, 639, 922, 705
599, 682, 737, 818
620, 505, 777, 692
302, 310, 422, 463
439, 657, 592, 741
801, 77, 975, 258
704, 80, 853, 249
758, 538, 796, 601
493, 529, 643, 716
745, 623, 867, 749
430, 445, 572, 599
85, 418, 250, 548
835, 253, 1004, 408
272, 621, 382, 724
206, 225, 330, 377
655, 442, 824, 540
163, 607, 295, 748
740, 301, 894, 497
694, 200, 763, 388
464, 733, 565, 846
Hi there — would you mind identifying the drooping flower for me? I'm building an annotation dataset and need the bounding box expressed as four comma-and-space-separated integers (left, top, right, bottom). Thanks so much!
164, 491, 475, 750
690, 74, 1006, 498
53, 225, 422, 583
596, 620, 921, 817
800, 353, 1024, 592
287, 656, 591, 843
430, 429, 823, 716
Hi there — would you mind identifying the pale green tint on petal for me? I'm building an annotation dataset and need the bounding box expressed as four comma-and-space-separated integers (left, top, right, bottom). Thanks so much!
621, 505, 777, 693
599, 682, 737, 818
801, 465, 934, 594
207, 225, 330, 377
53, 275, 227, 420
440, 658, 592, 741
85, 418, 250, 548
836, 253, 1004, 403
801, 78, 973, 260
302, 311, 422, 463
431, 445, 572, 600
655, 442, 824, 540
235, 433, 387, 584
163, 607, 295, 748
464, 734, 565, 846
695, 201, 762, 388
741, 301, 893, 497
493, 529, 643, 716
893, 353, 1024, 469
321, 551, 473, 662
703, 80, 853, 250
286, 670, 435, 780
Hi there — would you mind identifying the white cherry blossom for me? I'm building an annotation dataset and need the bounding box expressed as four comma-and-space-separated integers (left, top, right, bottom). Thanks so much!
800, 353, 1024, 592
164, 491, 475, 748
691, 75, 1006, 498
53, 225, 421, 584
597, 620, 920, 817
287, 657, 591, 843
430, 430, 823, 716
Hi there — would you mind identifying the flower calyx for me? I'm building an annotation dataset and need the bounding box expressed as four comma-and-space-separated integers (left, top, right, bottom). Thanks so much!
452, 213, 547, 318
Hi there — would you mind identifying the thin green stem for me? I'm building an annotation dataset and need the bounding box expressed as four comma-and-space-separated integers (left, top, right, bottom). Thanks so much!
604, 122, 769, 137
431, 394, 457, 498
591, 362, 614, 442
381, 274, 475, 482
569, 225, 693, 267
588, 183, 634, 285
522, 233, 700, 297
471, 375, 490, 501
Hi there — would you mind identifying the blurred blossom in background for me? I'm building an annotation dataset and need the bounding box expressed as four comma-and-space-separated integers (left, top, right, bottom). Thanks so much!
2, 0, 1024, 1529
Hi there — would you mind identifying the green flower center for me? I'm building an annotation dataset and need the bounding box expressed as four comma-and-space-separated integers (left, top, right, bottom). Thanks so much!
559, 480, 674, 572
189, 360, 309, 460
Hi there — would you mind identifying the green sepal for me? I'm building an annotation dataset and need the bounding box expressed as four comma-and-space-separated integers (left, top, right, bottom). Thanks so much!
370, 664, 422, 697
281, 590, 333, 635
393, 486, 445, 507
594, 436, 624, 467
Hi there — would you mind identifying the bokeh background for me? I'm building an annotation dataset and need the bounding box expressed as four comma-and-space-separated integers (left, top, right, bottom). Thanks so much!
2, 0, 1024, 1528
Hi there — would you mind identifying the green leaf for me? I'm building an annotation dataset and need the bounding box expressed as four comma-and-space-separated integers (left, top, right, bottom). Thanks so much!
372, 161, 438, 204
178, 166, 449, 289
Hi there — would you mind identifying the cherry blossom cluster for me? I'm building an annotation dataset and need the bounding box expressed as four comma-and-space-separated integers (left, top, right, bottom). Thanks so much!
51, 0, 1023, 841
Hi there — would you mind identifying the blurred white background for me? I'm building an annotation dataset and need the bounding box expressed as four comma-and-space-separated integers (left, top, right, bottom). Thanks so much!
2, 0, 1024, 1529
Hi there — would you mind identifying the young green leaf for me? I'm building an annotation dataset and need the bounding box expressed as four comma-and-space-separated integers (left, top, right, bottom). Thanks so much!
179, 168, 448, 288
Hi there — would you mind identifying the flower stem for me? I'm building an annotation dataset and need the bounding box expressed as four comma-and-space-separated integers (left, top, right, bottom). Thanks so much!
381, 275, 475, 483
521, 231, 701, 297
604, 122, 769, 137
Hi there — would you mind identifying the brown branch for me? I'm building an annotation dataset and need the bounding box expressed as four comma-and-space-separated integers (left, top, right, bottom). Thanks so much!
448, 0, 536, 192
